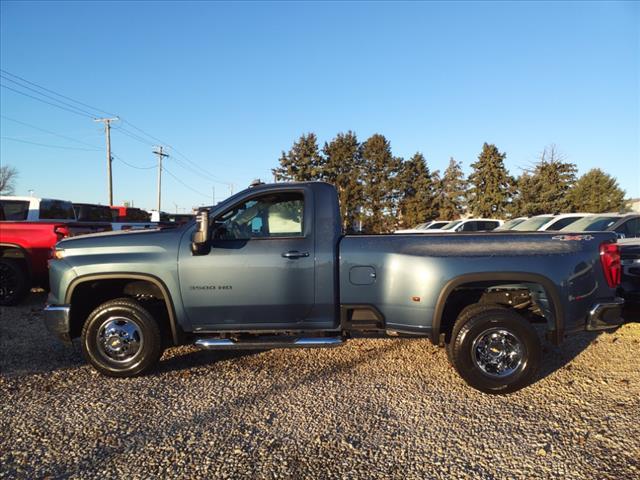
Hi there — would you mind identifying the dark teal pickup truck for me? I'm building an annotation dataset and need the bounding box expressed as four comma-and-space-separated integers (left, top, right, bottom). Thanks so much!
45, 182, 624, 393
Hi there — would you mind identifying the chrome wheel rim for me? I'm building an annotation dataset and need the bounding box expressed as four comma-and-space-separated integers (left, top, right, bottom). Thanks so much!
471, 328, 524, 378
96, 316, 144, 363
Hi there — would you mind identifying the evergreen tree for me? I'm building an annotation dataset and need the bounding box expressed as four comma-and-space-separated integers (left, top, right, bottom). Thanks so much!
322, 131, 364, 232
272, 133, 323, 181
397, 152, 437, 227
467, 143, 512, 217
509, 172, 538, 217
360, 134, 402, 232
531, 146, 577, 214
436, 158, 467, 220
569, 168, 626, 213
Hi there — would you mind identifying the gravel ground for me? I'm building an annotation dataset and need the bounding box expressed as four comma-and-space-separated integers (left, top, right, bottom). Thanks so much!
1, 292, 639, 479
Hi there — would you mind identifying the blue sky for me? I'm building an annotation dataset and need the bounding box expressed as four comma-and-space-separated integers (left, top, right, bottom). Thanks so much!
1, 1, 638, 211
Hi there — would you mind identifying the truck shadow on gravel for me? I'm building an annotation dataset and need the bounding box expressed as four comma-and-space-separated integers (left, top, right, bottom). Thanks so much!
155, 348, 262, 373
536, 330, 602, 381
533, 304, 636, 381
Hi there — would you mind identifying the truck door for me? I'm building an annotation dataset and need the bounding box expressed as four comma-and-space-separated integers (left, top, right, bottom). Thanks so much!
178, 189, 316, 329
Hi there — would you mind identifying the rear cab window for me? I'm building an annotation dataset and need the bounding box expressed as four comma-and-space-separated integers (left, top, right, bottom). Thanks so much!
0, 200, 30, 220
125, 209, 151, 222
39, 199, 75, 220
74, 204, 113, 222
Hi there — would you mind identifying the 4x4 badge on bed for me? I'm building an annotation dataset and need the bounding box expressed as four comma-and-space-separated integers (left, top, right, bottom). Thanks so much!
551, 234, 594, 241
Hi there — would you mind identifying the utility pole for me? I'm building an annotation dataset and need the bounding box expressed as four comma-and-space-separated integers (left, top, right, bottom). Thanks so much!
212, 185, 215, 205
153, 146, 169, 212
94, 117, 119, 205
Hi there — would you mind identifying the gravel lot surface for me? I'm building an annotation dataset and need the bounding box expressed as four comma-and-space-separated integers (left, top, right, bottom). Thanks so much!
1, 292, 639, 479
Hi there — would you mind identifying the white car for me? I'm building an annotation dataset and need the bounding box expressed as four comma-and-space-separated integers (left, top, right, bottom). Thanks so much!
511, 213, 591, 232
395, 220, 450, 234
429, 218, 503, 233
0, 196, 76, 222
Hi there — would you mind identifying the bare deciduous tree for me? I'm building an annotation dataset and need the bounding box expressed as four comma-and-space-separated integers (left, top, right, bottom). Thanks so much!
0, 165, 18, 195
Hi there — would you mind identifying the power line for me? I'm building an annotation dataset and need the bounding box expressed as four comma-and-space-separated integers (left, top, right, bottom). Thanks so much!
0, 74, 100, 118
119, 118, 231, 185
0, 114, 102, 149
1, 83, 96, 119
111, 125, 155, 146
1, 70, 237, 190
163, 166, 211, 198
0, 69, 117, 117
113, 155, 156, 170
1, 136, 101, 151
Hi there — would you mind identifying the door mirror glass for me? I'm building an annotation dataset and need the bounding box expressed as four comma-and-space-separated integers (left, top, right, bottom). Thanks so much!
191, 209, 211, 255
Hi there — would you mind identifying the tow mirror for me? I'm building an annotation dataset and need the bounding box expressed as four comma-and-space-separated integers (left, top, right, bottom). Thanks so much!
191, 209, 211, 255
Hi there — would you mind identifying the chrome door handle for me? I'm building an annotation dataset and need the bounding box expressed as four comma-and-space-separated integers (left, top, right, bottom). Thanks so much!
282, 251, 310, 259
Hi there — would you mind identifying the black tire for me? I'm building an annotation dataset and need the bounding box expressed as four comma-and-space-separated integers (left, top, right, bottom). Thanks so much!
448, 306, 541, 394
0, 259, 29, 306
446, 303, 506, 364
81, 298, 163, 377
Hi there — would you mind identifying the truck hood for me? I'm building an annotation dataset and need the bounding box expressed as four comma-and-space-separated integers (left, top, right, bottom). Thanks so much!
57, 225, 187, 252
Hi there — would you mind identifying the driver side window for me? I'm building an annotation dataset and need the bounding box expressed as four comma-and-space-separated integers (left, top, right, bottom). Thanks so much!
213, 192, 304, 240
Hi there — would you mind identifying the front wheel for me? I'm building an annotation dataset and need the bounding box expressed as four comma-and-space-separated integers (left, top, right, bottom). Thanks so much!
448, 307, 541, 394
81, 298, 163, 377
0, 259, 29, 306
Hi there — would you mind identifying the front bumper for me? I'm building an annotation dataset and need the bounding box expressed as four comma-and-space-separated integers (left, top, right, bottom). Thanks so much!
586, 297, 625, 331
43, 304, 71, 343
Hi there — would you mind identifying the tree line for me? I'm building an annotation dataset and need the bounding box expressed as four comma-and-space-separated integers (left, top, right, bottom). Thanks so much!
272, 132, 627, 233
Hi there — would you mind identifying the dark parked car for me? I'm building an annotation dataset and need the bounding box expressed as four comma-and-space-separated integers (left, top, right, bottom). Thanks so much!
73, 203, 113, 222
561, 214, 640, 238
619, 239, 640, 306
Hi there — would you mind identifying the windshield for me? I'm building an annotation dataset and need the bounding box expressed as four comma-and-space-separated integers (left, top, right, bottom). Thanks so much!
512, 216, 554, 231
427, 221, 449, 229
560, 216, 619, 232
496, 218, 526, 230
441, 220, 463, 230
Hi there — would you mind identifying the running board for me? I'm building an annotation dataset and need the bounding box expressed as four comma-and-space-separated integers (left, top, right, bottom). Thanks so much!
194, 336, 344, 350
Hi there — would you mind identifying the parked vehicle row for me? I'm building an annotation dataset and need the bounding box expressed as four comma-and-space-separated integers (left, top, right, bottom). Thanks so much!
560, 214, 640, 238
0, 195, 194, 305
395, 219, 503, 233
0, 197, 113, 305
397, 213, 640, 238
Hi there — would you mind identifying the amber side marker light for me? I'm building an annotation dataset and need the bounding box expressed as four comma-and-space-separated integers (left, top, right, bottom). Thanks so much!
50, 249, 66, 260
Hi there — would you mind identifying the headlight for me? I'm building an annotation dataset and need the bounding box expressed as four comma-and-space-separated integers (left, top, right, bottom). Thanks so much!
52, 249, 66, 260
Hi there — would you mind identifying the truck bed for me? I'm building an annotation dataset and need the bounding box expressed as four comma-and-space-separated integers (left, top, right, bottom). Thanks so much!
339, 231, 616, 340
